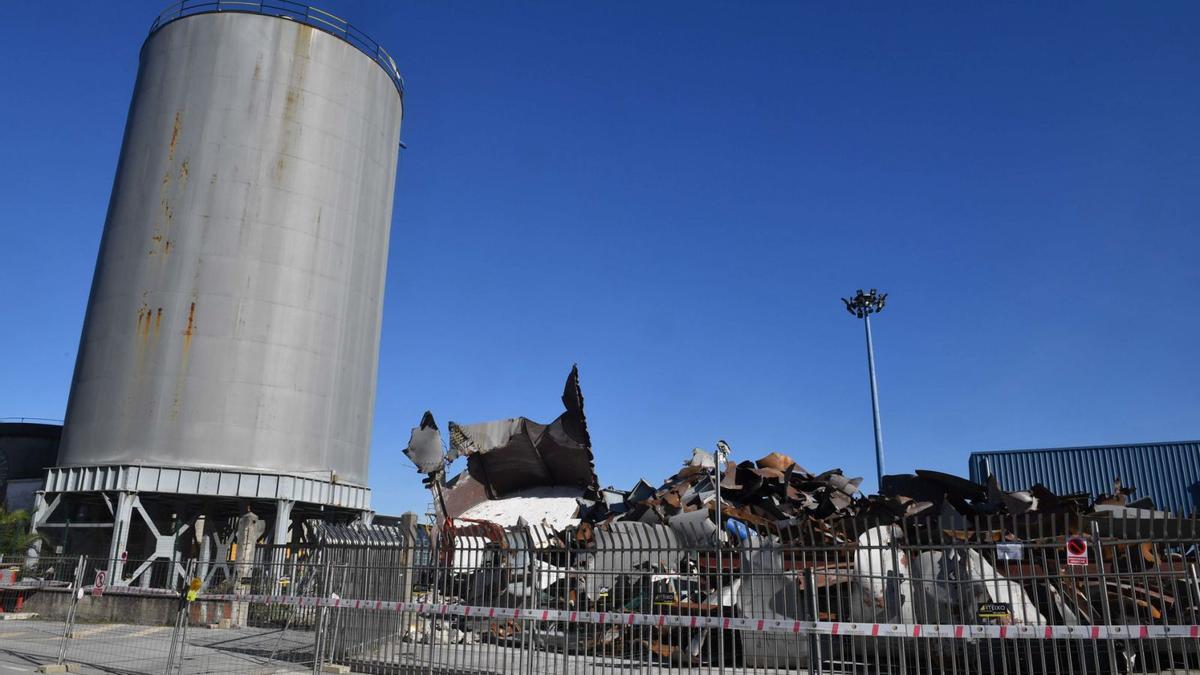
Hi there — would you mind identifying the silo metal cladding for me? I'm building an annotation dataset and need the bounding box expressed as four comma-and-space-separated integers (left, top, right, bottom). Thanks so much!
59, 11, 404, 487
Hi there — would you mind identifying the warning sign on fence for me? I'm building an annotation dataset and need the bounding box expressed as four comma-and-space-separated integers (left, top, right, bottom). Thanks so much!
978, 602, 1011, 620
1066, 536, 1088, 566
996, 542, 1023, 561
186, 577, 202, 602
93, 570, 107, 597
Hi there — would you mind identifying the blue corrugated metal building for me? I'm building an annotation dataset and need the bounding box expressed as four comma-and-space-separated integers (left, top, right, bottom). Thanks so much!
968, 441, 1200, 516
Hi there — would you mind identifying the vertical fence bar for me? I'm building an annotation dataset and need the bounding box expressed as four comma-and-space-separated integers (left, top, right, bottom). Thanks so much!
805, 566, 822, 675
163, 559, 190, 675
1186, 561, 1200, 674
311, 552, 332, 674
1089, 518, 1119, 674
53, 555, 85, 666
174, 559, 197, 675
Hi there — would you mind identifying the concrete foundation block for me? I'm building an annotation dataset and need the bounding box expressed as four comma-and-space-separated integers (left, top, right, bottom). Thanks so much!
320, 665, 351, 674
36, 664, 76, 673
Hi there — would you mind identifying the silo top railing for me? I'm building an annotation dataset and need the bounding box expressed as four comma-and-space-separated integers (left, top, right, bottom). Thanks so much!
149, 0, 405, 98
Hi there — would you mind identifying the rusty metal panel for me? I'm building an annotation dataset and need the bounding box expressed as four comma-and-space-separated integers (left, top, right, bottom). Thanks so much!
969, 441, 1200, 515
58, 11, 403, 488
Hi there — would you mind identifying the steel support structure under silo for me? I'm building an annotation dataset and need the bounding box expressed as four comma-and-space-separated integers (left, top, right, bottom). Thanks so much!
34, 3, 404, 590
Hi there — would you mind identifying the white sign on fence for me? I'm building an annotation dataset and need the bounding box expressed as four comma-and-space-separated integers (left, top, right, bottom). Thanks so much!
1066, 537, 1088, 566
93, 570, 107, 597
996, 542, 1024, 561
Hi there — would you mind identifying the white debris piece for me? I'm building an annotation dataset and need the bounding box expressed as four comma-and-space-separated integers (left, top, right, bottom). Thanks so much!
908, 544, 1051, 626
964, 548, 1046, 625
457, 486, 583, 530
851, 525, 915, 624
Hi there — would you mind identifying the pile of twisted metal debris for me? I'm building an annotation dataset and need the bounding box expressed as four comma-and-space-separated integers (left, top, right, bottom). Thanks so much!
399, 367, 1200, 669
575, 450, 1177, 540
405, 366, 1183, 536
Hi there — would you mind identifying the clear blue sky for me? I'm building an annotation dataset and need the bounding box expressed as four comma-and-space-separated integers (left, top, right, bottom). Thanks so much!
2, 2, 1198, 517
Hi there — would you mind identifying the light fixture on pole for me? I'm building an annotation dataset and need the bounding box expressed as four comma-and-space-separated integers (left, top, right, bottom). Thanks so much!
842, 288, 888, 487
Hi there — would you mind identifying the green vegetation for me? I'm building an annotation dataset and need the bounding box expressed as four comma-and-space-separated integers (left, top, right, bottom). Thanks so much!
0, 507, 37, 556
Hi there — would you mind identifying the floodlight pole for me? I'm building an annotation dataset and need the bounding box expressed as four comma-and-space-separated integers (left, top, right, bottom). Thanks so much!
842, 289, 888, 488
863, 312, 884, 486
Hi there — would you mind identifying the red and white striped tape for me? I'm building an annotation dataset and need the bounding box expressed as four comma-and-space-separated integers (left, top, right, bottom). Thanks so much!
198, 593, 1200, 641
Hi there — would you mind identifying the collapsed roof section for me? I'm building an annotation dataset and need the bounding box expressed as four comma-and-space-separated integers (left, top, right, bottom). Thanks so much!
446, 365, 599, 501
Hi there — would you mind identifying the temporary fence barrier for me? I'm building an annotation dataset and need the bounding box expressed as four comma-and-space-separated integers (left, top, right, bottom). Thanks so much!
0, 511, 1198, 674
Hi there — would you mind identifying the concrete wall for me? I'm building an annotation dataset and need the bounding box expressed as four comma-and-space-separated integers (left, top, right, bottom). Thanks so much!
21, 588, 231, 626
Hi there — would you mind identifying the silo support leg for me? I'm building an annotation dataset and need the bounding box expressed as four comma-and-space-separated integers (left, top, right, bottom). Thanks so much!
24, 492, 55, 565
272, 499, 294, 547
198, 522, 212, 585
107, 492, 136, 584
271, 499, 294, 589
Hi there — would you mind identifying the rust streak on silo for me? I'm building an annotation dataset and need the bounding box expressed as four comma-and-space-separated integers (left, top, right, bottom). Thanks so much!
167, 111, 182, 162
182, 301, 196, 352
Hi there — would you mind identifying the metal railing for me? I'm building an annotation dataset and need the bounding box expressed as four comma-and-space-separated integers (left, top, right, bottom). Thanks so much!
2, 512, 1199, 673
148, 0, 405, 97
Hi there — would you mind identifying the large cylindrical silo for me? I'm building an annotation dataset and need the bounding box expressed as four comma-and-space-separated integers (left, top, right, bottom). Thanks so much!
58, 9, 403, 488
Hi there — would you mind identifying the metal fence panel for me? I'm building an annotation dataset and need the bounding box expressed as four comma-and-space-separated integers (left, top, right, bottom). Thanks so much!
2, 513, 1200, 674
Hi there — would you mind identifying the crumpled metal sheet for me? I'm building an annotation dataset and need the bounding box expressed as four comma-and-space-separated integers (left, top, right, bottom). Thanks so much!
687, 448, 715, 468
404, 410, 446, 475
446, 366, 599, 500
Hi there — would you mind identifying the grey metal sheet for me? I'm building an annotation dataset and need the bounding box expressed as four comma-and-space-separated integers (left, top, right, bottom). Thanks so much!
43, 465, 370, 509
969, 440, 1200, 515
445, 366, 599, 499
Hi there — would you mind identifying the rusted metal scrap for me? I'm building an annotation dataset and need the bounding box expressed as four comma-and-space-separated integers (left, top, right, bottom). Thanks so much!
578, 449, 869, 535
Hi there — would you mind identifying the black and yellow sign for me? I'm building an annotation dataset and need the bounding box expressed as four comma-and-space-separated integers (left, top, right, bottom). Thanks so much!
978, 602, 1011, 619
185, 577, 202, 602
